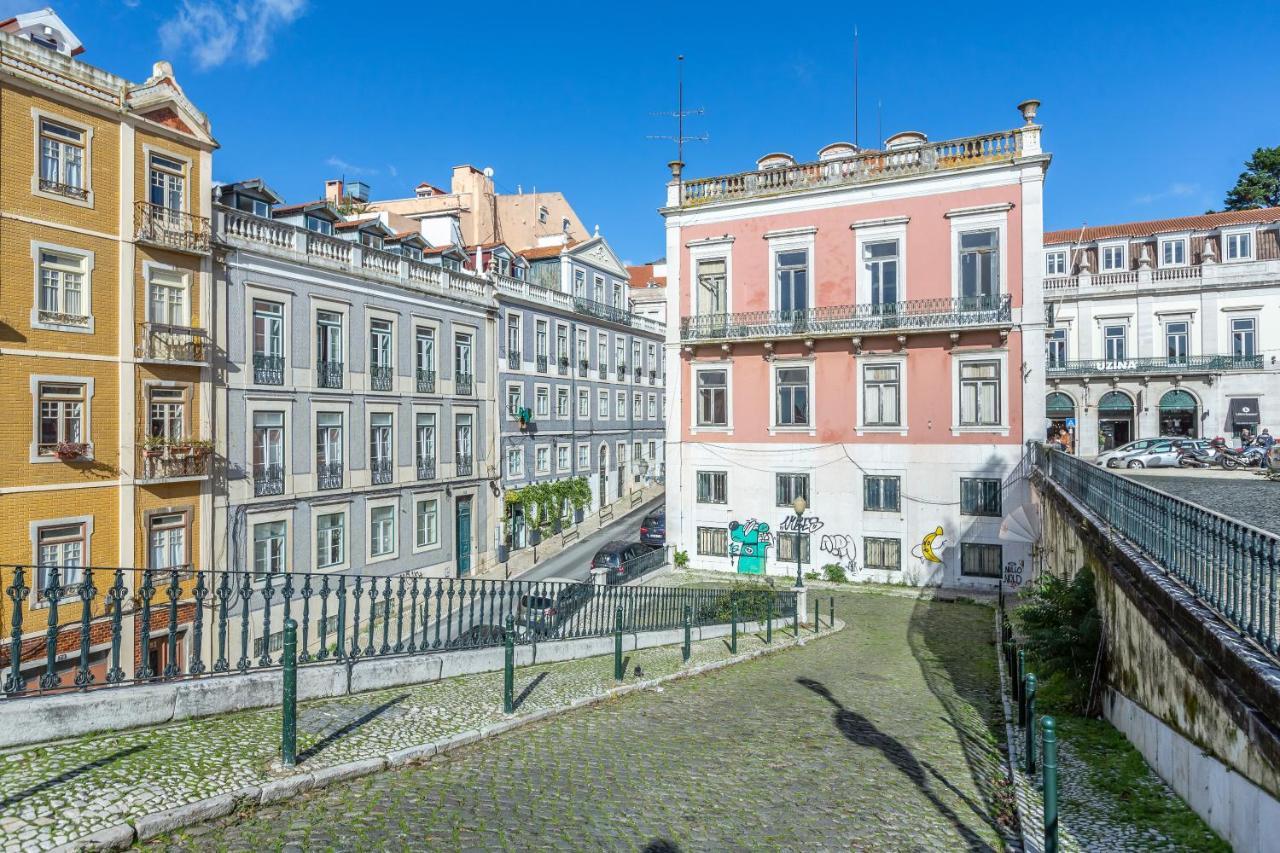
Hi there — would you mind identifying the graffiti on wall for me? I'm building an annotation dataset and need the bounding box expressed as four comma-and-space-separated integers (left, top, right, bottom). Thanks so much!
778, 514, 824, 535
1003, 559, 1025, 589
910, 526, 949, 564
729, 519, 772, 575
819, 533, 858, 575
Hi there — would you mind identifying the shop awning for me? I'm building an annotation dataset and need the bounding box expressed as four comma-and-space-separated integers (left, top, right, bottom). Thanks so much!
1159, 389, 1197, 411
1228, 398, 1261, 425
1097, 391, 1134, 413
1045, 392, 1075, 417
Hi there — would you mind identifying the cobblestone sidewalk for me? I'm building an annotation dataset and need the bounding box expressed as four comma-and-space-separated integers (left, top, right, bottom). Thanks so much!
146, 589, 1014, 851
0, 623, 798, 851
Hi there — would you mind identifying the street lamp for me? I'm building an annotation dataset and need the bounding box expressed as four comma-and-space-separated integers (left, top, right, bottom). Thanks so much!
791, 495, 807, 588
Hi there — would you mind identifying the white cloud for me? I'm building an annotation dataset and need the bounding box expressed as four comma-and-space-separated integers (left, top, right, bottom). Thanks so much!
159, 0, 305, 71
326, 156, 377, 177
387, 165, 398, 178
1133, 182, 1199, 205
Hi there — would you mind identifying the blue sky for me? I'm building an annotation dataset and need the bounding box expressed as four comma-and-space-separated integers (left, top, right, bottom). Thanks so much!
16, 1, 1280, 262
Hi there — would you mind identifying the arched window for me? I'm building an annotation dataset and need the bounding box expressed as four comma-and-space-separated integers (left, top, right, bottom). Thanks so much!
1098, 391, 1134, 414
1046, 392, 1075, 418
1159, 389, 1199, 438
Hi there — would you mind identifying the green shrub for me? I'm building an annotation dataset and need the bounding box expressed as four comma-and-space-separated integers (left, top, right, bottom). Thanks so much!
822, 563, 848, 583
803, 570, 820, 581
697, 580, 779, 624
1013, 566, 1102, 715
673, 549, 689, 569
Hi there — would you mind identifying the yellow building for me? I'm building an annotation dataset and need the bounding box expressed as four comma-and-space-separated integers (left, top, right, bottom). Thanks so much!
0, 9, 215, 688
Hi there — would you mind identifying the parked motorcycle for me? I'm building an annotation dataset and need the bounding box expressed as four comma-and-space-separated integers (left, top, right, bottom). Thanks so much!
1176, 444, 1211, 468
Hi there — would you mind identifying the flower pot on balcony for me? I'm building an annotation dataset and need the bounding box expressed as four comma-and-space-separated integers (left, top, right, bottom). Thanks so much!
54, 442, 88, 461
143, 447, 164, 459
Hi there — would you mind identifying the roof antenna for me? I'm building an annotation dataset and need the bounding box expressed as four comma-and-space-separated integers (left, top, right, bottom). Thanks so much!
648, 55, 707, 197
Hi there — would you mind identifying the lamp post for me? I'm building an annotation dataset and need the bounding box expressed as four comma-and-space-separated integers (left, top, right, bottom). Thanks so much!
791, 495, 806, 588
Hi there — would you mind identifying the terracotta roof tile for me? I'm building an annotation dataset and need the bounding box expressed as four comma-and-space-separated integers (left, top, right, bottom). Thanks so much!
521, 242, 577, 261
1045, 208, 1280, 245
273, 200, 329, 215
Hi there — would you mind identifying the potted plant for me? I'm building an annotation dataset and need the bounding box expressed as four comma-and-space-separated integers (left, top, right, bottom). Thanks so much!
188, 438, 214, 457
568, 476, 591, 524
142, 435, 167, 459
579, 358, 589, 370
169, 437, 193, 457
54, 441, 88, 461
559, 355, 569, 367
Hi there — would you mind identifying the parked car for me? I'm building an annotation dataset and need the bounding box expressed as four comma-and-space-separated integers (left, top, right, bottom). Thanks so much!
591, 540, 661, 585
639, 509, 666, 547
445, 623, 507, 649
1095, 437, 1185, 468
1121, 438, 1211, 469
514, 577, 594, 637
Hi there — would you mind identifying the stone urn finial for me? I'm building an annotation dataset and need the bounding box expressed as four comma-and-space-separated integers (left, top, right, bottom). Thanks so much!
1017, 99, 1040, 125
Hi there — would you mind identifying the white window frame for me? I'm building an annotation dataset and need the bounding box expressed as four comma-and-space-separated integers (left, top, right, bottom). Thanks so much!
367, 497, 399, 563
250, 516, 288, 580
1044, 250, 1066, 277
556, 387, 570, 419
768, 358, 815, 435
312, 298, 350, 386
1159, 236, 1188, 268
29, 374, 93, 463
691, 362, 732, 434
505, 382, 524, 417
854, 221, 908, 304
577, 388, 590, 419
143, 143, 191, 214
948, 208, 1008, 300
615, 390, 626, 420
765, 228, 816, 316
1099, 242, 1127, 272
556, 444, 571, 473
30, 516, 92, 597
506, 446, 524, 478
1224, 228, 1256, 262
534, 384, 550, 419
647, 393, 657, 420
413, 492, 442, 552
855, 354, 908, 436
30, 107, 94, 208
534, 444, 551, 475
951, 350, 1009, 435
576, 442, 591, 472
143, 261, 191, 327
312, 402, 351, 490
313, 504, 350, 572
598, 389, 611, 421
30, 240, 94, 333
686, 236, 735, 317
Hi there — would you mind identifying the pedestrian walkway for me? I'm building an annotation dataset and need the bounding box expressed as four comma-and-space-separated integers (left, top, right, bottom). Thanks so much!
144, 588, 1014, 850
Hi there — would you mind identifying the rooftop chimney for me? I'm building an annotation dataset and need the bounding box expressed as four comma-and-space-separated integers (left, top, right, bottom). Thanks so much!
324, 179, 343, 204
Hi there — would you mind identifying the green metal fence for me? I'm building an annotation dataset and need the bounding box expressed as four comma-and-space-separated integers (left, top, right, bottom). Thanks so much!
1032, 444, 1280, 654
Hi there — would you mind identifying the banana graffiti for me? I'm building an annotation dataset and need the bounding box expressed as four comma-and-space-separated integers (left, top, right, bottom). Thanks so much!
910, 526, 948, 564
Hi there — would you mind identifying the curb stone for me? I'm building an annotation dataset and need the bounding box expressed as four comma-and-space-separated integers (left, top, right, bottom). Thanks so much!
60, 620, 845, 851
995, 609, 1044, 853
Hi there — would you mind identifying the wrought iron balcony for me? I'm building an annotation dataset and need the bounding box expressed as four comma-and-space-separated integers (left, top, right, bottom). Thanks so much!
507, 351, 521, 370
615, 365, 626, 380
573, 297, 632, 325
370, 458, 393, 485
578, 361, 589, 378
455, 454, 474, 478
317, 461, 343, 490
253, 464, 284, 497
140, 447, 210, 481
649, 369, 657, 385
253, 353, 284, 385
456, 373, 474, 396
633, 366, 642, 382
679, 294, 1013, 343
597, 366, 608, 380
134, 201, 211, 254
1047, 354, 1264, 376
536, 354, 548, 373
39, 177, 88, 200
140, 323, 208, 363
316, 359, 343, 389
416, 369, 437, 394
557, 357, 569, 376
36, 309, 90, 328
370, 364, 393, 391
416, 457, 436, 481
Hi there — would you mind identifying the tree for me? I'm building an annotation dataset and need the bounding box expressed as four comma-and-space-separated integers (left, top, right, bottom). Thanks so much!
1223, 147, 1280, 210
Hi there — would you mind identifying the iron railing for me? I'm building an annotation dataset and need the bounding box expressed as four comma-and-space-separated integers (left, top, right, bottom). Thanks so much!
38, 177, 88, 200
316, 462, 343, 490
1032, 445, 1280, 654
253, 464, 284, 497
680, 294, 1012, 342
416, 458, 436, 481
140, 323, 208, 363
370, 458, 393, 485
456, 373, 474, 396
455, 454, 474, 478
134, 201, 211, 253
557, 357, 570, 376
578, 361, 589, 378
649, 369, 657, 385
141, 450, 210, 481
1047, 354, 1264, 375
370, 365, 393, 391
316, 360, 343, 389
253, 353, 285, 385
507, 352, 521, 370
536, 355, 548, 373
0, 565, 797, 697
574, 297, 633, 325
416, 369, 436, 394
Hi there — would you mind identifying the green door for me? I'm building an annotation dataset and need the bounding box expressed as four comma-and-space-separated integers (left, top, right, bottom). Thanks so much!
455, 497, 472, 576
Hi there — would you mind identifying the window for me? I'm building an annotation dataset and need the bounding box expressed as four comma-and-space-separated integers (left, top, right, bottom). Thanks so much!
316, 310, 343, 364
864, 476, 900, 512
1103, 325, 1127, 361
148, 269, 187, 326
415, 412, 436, 467
631, 341, 641, 372
697, 370, 727, 426
697, 471, 727, 504
776, 473, 809, 507
1161, 239, 1186, 266
535, 446, 550, 474
961, 478, 1002, 517
36, 522, 85, 591
1045, 251, 1065, 276
697, 526, 729, 557
454, 413, 473, 463
252, 410, 284, 480
557, 445, 571, 472
506, 384, 523, 416
535, 387, 550, 418
556, 325, 569, 365
615, 391, 626, 420
959, 230, 999, 299
574, 270, 586, 298
647, 343, 656, 371
250, 199, 270, 218
864, 240, 899, 306
961, 543, 1003, 578
454, 332, 473, 377
148, 153, 185, 213
1226, 232, 1253, 261
252, 520, 285, 579
415, 498, 439, 548
538, 205, 548, 224
37, 249, 87, 323
316, 512, 345, 568
305, 215, 332, 236
149, 512, 187, 573
370, 506, 396, 557
775, 366, 810, 427
369, 412, 393, 467
594, 275, 605, 304
615, 341, 626, 372
149, 387, 185, 441
577, 389, 590, 418
777, 533, 810, 564
1046, 329, 1067, 367
576, 331, 588, 365
1232, 318, 1257, 358
416, 328, 435, 376
597, 336, 608, 370
369, 318, 393, 372
1165, 321, 1189, 361
695, 257, 727, 315
633, 392, 643, 419
556, 388, 570, 418
959, 361, 1001, 427
598, 390, 610, 420
647, 394, 657, 419
613, 282, 625, 308
775, 250, 809, 318
577, 443, 590, 470
864, 537, 901, 571
506, 447, 524, 477
506, 314, 521, 360
1101, 245, 1126, 271
38, 118, 85, 196
862, 364, 900, 427
361, 231, 383, 250
37, 381, 85, 455
316, 412, 343, 478
535, 320, 548, 360
252, 300, 283, 373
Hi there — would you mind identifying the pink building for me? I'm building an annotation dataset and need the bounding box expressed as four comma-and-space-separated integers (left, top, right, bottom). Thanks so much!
660, 103, 1049, 587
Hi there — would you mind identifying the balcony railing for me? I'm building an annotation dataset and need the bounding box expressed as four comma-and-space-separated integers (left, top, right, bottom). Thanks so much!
36, 309, 90, 328
134, 201, 211, 254
141, 448, 210, 481
578, 361, 589, 378
456, 373, 474, 396
536, 355, 548, 373
38, 177, 88, 201
574, 297, 633, 325
557, 358, 569, 376
507, 351, 521, 370
317, 462, 343, 490
370, 458, 393, 485
316, 359, 343, 389
253, 354, 284, 385
649, 369, 657, 385
680, 294, 1013, 342
140, 323, 208, 363
416, 369, 437, 394
416, 457, 436, 481
455, 454, 474, 478
370, 365, 393, 391
1047, 354, 1264, 376
253, 464, 284, 497
597, 366, 608, 380
633, 366, 642, 382
616, 365, 626, 380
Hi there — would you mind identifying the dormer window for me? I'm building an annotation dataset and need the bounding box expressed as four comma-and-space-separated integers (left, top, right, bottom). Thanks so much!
497, 256, 511, 276
404, 246, 423, 261
305, 215, 332, 236
1101, 244, 1126, 271
1160, 238, 1186, 266
361, 232, 383, 250
251, 199, 270, 218
1045, 250, 1065, 276
1226, 231, 1253, 261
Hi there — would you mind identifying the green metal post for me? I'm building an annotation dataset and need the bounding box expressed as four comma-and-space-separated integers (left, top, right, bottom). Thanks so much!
730, 600, 738, 654
281, 618, 297, 767
829, 596, 834, 629
1025, 673, 1038, 774
1016, 649, 1026, 715
1042, 716, 1058, 853
503, 615, 515, 714
793, 596, 799, 636
683, 604, 692, 662
766, 596, 773, 644
614, 606, 624, 680
814, 597, 820, 632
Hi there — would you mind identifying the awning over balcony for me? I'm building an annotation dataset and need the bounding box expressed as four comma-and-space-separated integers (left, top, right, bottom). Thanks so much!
1227, 398, 1261, 425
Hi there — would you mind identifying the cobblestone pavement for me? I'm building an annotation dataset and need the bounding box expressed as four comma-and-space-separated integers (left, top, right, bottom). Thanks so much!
0, 625, 791, 852
148, 590, 1014, 851
1120, 470, 1280, 534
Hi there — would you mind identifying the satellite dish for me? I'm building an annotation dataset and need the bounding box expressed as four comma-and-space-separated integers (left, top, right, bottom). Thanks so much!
482, 167, 494, 178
